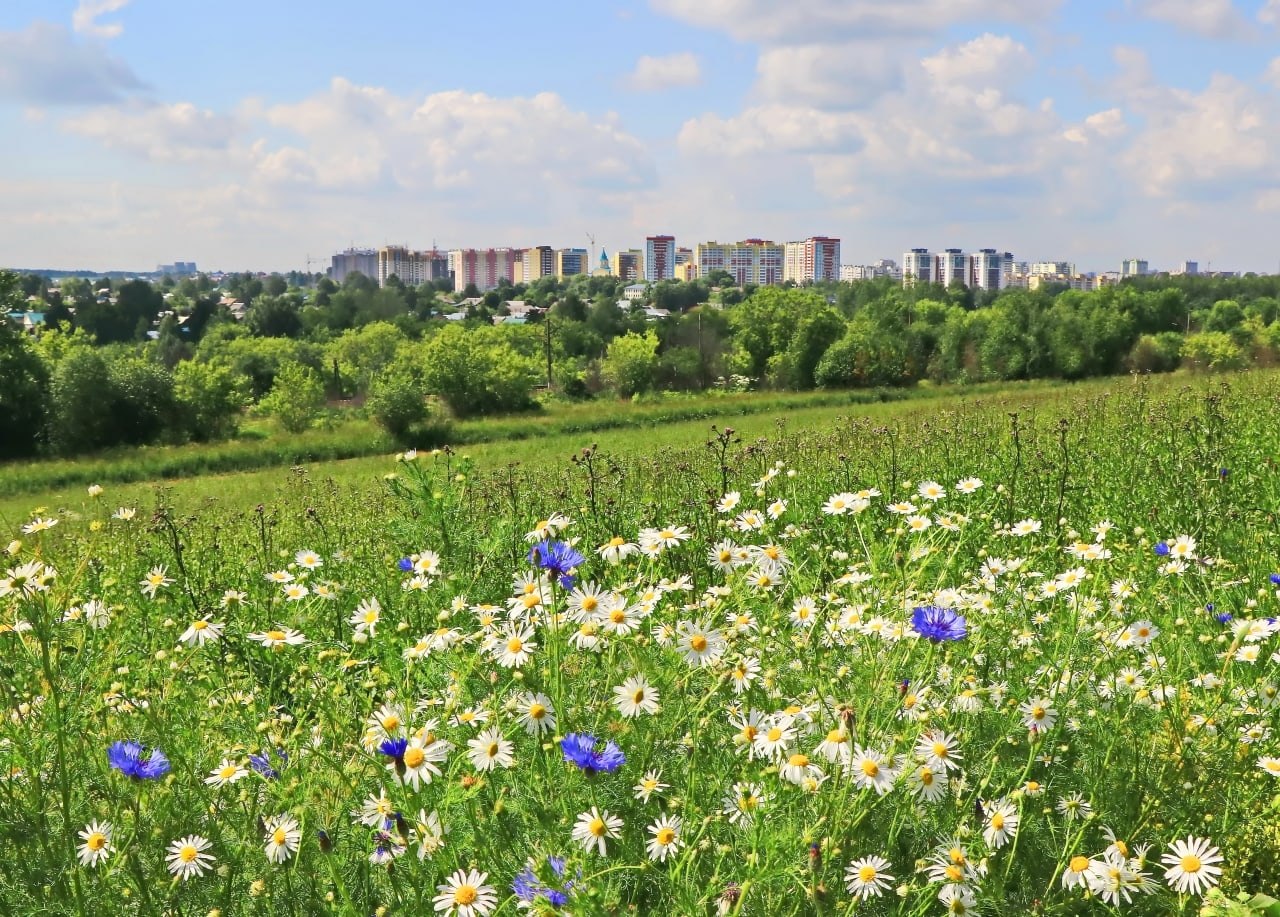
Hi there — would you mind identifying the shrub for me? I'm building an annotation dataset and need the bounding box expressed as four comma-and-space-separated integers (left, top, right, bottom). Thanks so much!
174, 360, 247, 441
259, 361, 326, 433
367, 371, 429, 444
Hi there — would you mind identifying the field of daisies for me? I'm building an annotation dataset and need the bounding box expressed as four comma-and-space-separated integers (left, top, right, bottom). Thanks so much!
3, 374, 1280, 916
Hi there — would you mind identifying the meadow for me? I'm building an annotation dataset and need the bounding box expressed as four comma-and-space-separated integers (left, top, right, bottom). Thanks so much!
2, 371, 1280, 915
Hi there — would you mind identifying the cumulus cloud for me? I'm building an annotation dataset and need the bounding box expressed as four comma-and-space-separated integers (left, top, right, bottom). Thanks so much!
0, 22, 146, 104
1261, 0, 1280, 25
625, 52, 702, 91
920, 33, 1033, 86
63, 101, 239, 162
1133, 0, 1253, 38
651, 0, 1059, 43
1062, 108, 1127, 144
754, 44, 903, 108
72, 0, 131, 39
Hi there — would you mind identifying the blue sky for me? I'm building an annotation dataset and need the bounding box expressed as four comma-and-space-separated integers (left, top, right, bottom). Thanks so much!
3, 0, 1280, 273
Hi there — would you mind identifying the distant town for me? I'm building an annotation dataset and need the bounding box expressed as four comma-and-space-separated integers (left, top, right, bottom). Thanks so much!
12, 239, 1245, 296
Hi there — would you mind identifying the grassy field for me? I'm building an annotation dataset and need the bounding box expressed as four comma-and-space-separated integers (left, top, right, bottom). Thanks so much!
3, 370, 1280, 914
0, 374, 1191, 524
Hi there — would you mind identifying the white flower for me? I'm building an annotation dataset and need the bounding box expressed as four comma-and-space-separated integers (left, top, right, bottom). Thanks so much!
263, 814, 301, 863
572, 807, 622, 856
982, 799, 1019, 849
514, 692, 556, 736
166, 834, 214, 881
845, 854, 893, 900
1160, 835, 1222, 896
76, 821, 112, 868
413, 809, 448, 860
613, 675, 660, 718
466, 727, 514, 772
180, 618, 222, 647
204, 759, 248, 787
433, 868, 497, 917
21, 517, 58, 534
645, 814, 682, 862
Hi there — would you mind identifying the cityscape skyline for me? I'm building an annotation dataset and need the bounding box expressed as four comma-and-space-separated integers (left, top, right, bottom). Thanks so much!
4, 2, 1280, 273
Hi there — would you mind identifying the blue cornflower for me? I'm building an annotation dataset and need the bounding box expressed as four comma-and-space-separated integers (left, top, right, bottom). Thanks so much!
1154, 542, 1170, 556
379, 737, 408, 760
1270, 573, 1280, 586
513, 856, 576, 910
1215, 612, 1233, 624
249, 748, 287, 779
560, 733, 625, 775
911, 605, 967, 643
1219, 468, 1229, 479
107, 741, 170, 780
397, 557, 413, 572
530, 540, 585, 589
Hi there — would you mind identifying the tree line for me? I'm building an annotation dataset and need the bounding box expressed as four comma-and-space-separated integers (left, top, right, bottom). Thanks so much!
3, 267, 1280, 459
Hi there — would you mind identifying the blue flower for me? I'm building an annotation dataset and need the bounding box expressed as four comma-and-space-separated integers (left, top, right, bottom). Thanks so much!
249, 748, 287, 779
560, 733, 625, 775
513, 855, 576, 909
397, 557, 413, 572
107, 741, 170, 780
1215, 612, 1233, 624
1154, 542, 1170, 556
911, 606, 967, 643
378, 737, 408, 760
529, 540, 584, 588
1270, 573, 1280, 586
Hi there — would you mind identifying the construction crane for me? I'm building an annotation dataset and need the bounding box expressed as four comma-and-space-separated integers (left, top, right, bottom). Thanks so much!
586, 232, 596, 272
304, 254, 325, 285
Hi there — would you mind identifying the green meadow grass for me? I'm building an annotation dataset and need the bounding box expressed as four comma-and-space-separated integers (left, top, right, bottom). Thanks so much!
2, 370, 1280, 915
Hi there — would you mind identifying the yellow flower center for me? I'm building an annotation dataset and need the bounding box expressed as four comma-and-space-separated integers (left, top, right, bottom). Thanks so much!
403, 748, 425, 768
1114, 840, 1129, 857
788, 753, 809, 768
991, 814, 1005, 830
610, 609, 626, 624
945, 864, 964, 882
1069, 855, 1089, 873
382, 715, 401, 731
521, 594, 539, 609
1181, 854, 1202, 873
826, 729, 844, 743
266, 630, 286, 642
858, 865, 877, 882
932, 742, 948, 757
219, 765, 237, 779
1031, 706, 1045, 720
87, 833, 106, 851
453, 886, 478, 906
861, 760, 879, 778
507, 638, 524, 654
486, 742, 499, 757
272, 828, 287, 846
656, 828, 676, 846
1026, 781, 1040, 792
633, 689, 646, 704
659, 529, 675, 540
689, 635, 708, 652
767, 727, 783, 742
529, 704, 547, 720
192, 621, 208, 631
919, 767, 934, 785
582, 597, 598, 612
949, 848, 966, 865
363, 610, 378, 623
179, 845, 198, 863
589, 818, 606, 837
607, 537, 625, 547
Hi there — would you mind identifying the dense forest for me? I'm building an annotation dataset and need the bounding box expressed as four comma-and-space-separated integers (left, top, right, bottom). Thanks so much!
3, 267, 1279, 459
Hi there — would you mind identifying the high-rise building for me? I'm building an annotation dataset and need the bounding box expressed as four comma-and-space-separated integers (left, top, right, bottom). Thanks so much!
331, 248, 378, 284
969, 249, 1004, 291
523, 245, 555, 282
1030, 261, 1076, 277
1174, 261, 1199, 275
157, 261, 198, 276
448, 248, 519, 292
696, 240, 784, 286
902, 249, 935, 286
377, 247, 449, 287
783, 237, 842, 283
611, 250, 641, 281
645, 235, 676, 282
938, 249, 967, 288
1122, 258, 1149, 278
555, 248, 589, 277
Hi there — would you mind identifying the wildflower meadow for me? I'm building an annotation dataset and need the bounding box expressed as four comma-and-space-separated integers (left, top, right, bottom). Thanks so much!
3, 375, 1280, 915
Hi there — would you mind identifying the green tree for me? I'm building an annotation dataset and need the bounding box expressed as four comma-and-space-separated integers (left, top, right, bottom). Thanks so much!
107, 358, 179, 445
259, 361, 326, 432
601, 330, 660, 397
366, 368, 429, 445
174, 360, 246, 440
247, 294, 304, 338
46, 349, 118, 453
418, 325, 540, 417
0, 316, 47, 458
1181, 332, 1245, 372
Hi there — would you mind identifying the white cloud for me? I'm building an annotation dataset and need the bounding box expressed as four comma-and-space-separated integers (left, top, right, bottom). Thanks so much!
0, 22, 145, 104
1261, 0, 1280, 25
754, 43, 903, 108
625, 52, 702, 91
651, 0, 1058, 43
678, 105, 863, 156
1122, 74, 1278, 196
63, 101, 239, 162
1063, 108, 1127, 144
920, 33, 1033, 86
72, 0, 131, 39
1134, 0, 1253, 38
1266, 57, 1280, 87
